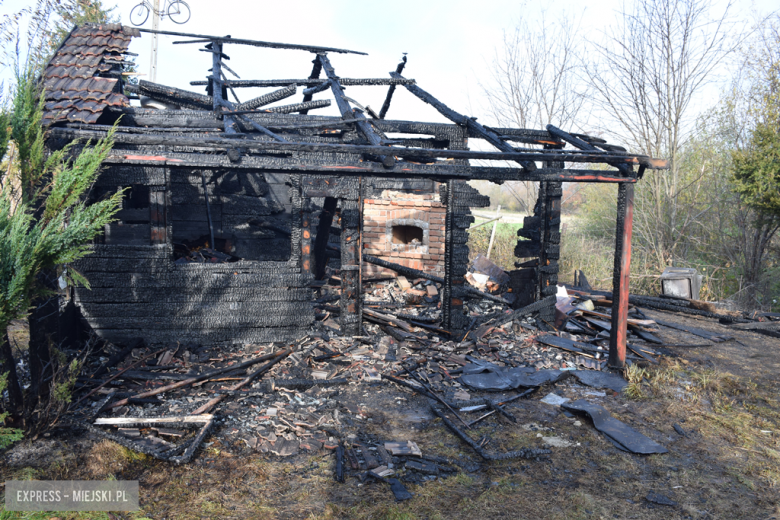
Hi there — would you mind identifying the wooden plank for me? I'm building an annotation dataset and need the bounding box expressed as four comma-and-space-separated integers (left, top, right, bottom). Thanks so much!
189, 78, 415, 87
609, 183, 634, 368
95, 415, 213, 426
140, 27, 367, 54
391, 71, 536, 172
52, 128, 656, 167
235, 84, 296, 112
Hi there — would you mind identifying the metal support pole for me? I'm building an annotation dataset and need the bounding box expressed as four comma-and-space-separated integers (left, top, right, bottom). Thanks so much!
609, 183, 634, 368
149, 0, 160, 82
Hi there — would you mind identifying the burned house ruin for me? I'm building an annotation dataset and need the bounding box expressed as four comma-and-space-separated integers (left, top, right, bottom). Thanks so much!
43, 24, 667, 368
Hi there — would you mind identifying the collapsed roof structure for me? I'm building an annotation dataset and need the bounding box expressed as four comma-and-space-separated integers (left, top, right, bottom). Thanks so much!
43, 24, 667, 369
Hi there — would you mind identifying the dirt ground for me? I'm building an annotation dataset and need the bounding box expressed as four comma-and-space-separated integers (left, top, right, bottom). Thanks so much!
1, 308, 780, 520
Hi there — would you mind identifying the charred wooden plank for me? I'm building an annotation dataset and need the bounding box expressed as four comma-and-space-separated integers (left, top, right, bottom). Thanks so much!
137, 80, 213, 109
225, 99, 331, 116
546, 124, 633, 175
609, 183, 634, 368
299, 57, 326, 115
143, 27, 366, 54
192, 348, 293, 414
189, 78, 416, 87
318, 53, 394, 168
52, 128, 656, 167
235, 84, 297, 112
105, 351, 282, 410
379, 56, 407, 119
390, 71, 536, 172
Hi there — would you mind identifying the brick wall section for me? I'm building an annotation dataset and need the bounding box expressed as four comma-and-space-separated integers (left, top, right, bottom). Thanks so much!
363, 190, 446, 277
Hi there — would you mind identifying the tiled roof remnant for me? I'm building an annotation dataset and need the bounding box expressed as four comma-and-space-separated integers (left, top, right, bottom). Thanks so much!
42, 23, 139, 124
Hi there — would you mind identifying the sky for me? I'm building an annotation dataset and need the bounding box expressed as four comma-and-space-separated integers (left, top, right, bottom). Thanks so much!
0, 0, 777, 130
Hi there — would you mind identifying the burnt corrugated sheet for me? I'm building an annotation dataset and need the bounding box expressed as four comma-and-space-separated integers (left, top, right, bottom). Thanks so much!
42, 23, 138, 124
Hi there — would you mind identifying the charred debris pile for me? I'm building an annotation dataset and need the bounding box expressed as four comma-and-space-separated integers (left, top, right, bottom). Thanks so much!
63, 251, 778, 498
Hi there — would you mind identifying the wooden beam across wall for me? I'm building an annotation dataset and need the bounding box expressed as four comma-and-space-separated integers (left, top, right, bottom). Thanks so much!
49, 128, 660, 169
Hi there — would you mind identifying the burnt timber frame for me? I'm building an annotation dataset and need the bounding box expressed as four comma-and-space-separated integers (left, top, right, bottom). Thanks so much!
53, 27, 666, 366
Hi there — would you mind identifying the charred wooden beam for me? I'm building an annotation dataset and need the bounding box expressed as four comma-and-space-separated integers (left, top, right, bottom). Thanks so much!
192, 348, 293, 414
190, 78, 416, 87
301, 58, 323, 114
339, 198, 363, 336
235, 84, 297, 112
608, 183, 634, 368
224, 99, 331, 116
318, 53, 393, 168
301, 81, 330, 97
105, 351, 282, 410
233, 113, 289, 143
546, 124, 633, 176
132, 80, 213, 110
211, 42, 238, 134
391, 71, 537, 172
97, 154, 644, 183
141, 27, 367, 54
379, 56, 407, 119
52, 128, 657, 167
429, 405, 551, 461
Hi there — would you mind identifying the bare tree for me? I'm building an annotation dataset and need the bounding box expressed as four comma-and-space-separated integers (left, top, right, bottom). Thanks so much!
480, 11, 591, 214
586, 0, 745, 268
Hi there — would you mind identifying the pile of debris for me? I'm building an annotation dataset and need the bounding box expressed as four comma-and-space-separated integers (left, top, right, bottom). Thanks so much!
63, 256, 778, 499
173, 240, 237, 264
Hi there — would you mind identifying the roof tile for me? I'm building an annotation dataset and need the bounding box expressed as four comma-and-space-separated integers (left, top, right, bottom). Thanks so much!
42, 24, 135, 124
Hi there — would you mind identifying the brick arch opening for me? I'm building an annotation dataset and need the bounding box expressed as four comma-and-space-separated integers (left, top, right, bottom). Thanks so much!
391, 224, 424, 244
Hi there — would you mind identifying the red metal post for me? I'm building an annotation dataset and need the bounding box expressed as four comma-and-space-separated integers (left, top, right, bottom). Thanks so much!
608, 183, 634, 368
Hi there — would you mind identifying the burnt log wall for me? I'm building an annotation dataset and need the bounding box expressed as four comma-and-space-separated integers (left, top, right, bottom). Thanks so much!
71, 155, 313, 346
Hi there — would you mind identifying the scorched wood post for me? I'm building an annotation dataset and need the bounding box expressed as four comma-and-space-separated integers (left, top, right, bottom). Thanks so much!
340, 192, 363, 336
378, 56, 406, 119
608, 183, 635, 368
